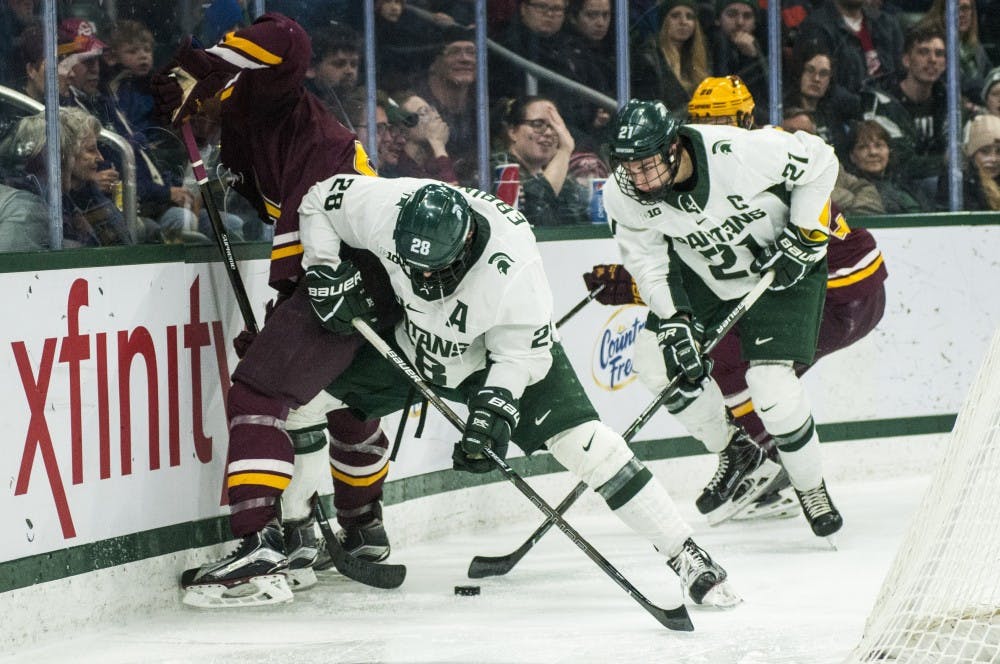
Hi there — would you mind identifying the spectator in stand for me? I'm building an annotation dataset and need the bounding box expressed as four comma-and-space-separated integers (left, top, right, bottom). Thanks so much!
393, 91, 458, 184
104, 19, 156, 138
709, 0, 768, 122
4, 107, 134, 247
861, 24, 951, 202
953, 113, 1000, 211
491, 95, 588, 226
563, 0, 616, 151
182, 98, 250, 242
8, 23, 73, 113
375, 0, 436, 93
915, 0, 992, 110
59, 18, 198, 241
982, 68, 1000, 118
197, 0, 247, 46
0, 182, 48, 251
306, 23, 362, 126
798, 0, 905, 93
785, 38, 862, 162
782, 108, 886, 217
847, 119, 929, 213
490, 0, 596, 142
631, 0, 710, 114
343, 89, 411, 176
0, 0, 38, 86
413, 26, 478, 184
415, 1, 476, 28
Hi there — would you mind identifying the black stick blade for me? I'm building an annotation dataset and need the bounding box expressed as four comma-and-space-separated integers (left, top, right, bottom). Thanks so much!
647, 602, 695, 632
312, 499, 407, 589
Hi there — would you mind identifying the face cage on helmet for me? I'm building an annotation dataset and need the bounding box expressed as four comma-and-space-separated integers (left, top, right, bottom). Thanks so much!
402, 228, 476, 301
611, 144, 680, 205
687, 110, 754, 130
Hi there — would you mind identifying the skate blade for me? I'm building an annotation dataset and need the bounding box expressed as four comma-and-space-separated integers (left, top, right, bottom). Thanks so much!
698, 581, 743, 609
706, 459, 784, 526
287, 567, 318, 591
824, 535, 838, 551
182, 574, 293, 608
731, 491, 801, 521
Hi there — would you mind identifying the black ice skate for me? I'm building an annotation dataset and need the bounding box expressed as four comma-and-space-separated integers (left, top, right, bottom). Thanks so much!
283, 517, 321, 590
667, 538, 741, 607
731, 467, 801, 521
337, 517, 391, 562
697, 426, 784, 525
795, 480, 843, 540
181, 522, 291, 608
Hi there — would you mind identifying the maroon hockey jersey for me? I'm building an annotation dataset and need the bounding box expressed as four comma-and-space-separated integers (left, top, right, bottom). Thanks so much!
824, 207, 887, 305
205, 13, 377, 292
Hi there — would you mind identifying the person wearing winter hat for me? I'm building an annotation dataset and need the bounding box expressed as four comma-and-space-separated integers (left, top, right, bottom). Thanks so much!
981, 67, 1000, 118
709, 0, 768, 122
631, 0, 710, 113
957, 113, 1000, 210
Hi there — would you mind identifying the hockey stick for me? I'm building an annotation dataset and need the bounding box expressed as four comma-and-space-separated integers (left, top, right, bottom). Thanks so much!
180, 120, 258, 333
554, 284, 604, 329
311, 494, 407, 589
352, 318, 693, 632
468, 271, 776, 579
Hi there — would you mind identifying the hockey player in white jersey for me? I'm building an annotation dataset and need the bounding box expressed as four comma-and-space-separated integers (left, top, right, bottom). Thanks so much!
296, 176, 741, 607
602, 99, 843, 539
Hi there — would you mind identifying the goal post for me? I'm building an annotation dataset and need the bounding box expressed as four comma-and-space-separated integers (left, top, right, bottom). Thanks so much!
845, 328, 1000, 664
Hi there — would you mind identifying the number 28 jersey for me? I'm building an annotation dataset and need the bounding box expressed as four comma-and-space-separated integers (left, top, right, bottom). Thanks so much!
299, 176, 554, 399
604, 124, 839, 319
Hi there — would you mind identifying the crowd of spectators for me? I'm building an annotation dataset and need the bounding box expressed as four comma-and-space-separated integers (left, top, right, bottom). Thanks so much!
1, 0, 1000, 252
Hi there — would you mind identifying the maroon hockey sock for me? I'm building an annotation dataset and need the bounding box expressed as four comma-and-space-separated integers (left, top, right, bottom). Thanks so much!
327, 410, 389, 528
226, 381, 294, 536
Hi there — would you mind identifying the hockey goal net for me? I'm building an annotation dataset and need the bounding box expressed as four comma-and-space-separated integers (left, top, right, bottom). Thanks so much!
845, 328, 1000, 664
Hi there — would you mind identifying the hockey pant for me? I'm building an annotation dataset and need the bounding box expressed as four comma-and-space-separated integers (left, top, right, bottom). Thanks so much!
225, 287, 369, 536
546, 421, 692, 559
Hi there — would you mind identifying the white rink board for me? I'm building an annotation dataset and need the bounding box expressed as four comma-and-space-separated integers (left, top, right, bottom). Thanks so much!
1, 225, 998, 564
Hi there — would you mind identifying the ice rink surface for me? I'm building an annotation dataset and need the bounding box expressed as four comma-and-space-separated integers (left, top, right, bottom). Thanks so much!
3, 470, 929, 664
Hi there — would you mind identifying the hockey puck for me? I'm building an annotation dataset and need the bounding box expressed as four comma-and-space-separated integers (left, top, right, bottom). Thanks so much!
454, 585, 481, 596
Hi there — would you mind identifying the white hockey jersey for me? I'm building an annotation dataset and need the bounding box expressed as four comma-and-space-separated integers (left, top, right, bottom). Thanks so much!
299, 176, 554, 398
604, 124, 838, 319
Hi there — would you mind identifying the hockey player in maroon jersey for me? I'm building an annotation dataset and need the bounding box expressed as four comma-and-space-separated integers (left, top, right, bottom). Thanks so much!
151, 13, 399, 606
584, 76, 887, 523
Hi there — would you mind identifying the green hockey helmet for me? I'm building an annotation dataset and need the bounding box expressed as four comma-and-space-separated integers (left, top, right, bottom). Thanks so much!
394, 183, 476, 300
608, 99, 683, 204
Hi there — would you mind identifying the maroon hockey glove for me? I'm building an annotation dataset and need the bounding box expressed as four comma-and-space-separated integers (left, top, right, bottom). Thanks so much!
151, 37, 239, 128
582, 264, 645, 306
231, 293, 289, 359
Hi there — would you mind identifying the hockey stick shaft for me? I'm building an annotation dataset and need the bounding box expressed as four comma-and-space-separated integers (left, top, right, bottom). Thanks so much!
468, 271, 776, 579
352, 318, 693, 631
554, 284, 604, 329
180, 121, 259, 334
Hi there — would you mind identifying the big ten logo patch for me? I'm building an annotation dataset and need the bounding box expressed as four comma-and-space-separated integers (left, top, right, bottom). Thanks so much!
590, 306, 647, 391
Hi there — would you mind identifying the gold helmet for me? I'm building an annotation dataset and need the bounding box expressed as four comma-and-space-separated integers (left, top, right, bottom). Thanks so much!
687, 75, 756, 129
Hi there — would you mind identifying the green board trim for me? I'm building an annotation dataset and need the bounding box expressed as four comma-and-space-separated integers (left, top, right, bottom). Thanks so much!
1, 211, 997, 275
0, 414, 955, 595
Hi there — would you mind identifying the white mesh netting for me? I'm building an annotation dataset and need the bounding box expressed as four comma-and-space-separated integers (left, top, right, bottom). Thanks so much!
845, 328, 1000, 663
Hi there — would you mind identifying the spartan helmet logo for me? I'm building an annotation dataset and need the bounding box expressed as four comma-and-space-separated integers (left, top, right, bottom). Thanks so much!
488, 252, 514, 274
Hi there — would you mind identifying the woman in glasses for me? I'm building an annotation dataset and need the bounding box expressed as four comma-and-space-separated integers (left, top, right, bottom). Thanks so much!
490, 95, 589, 226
